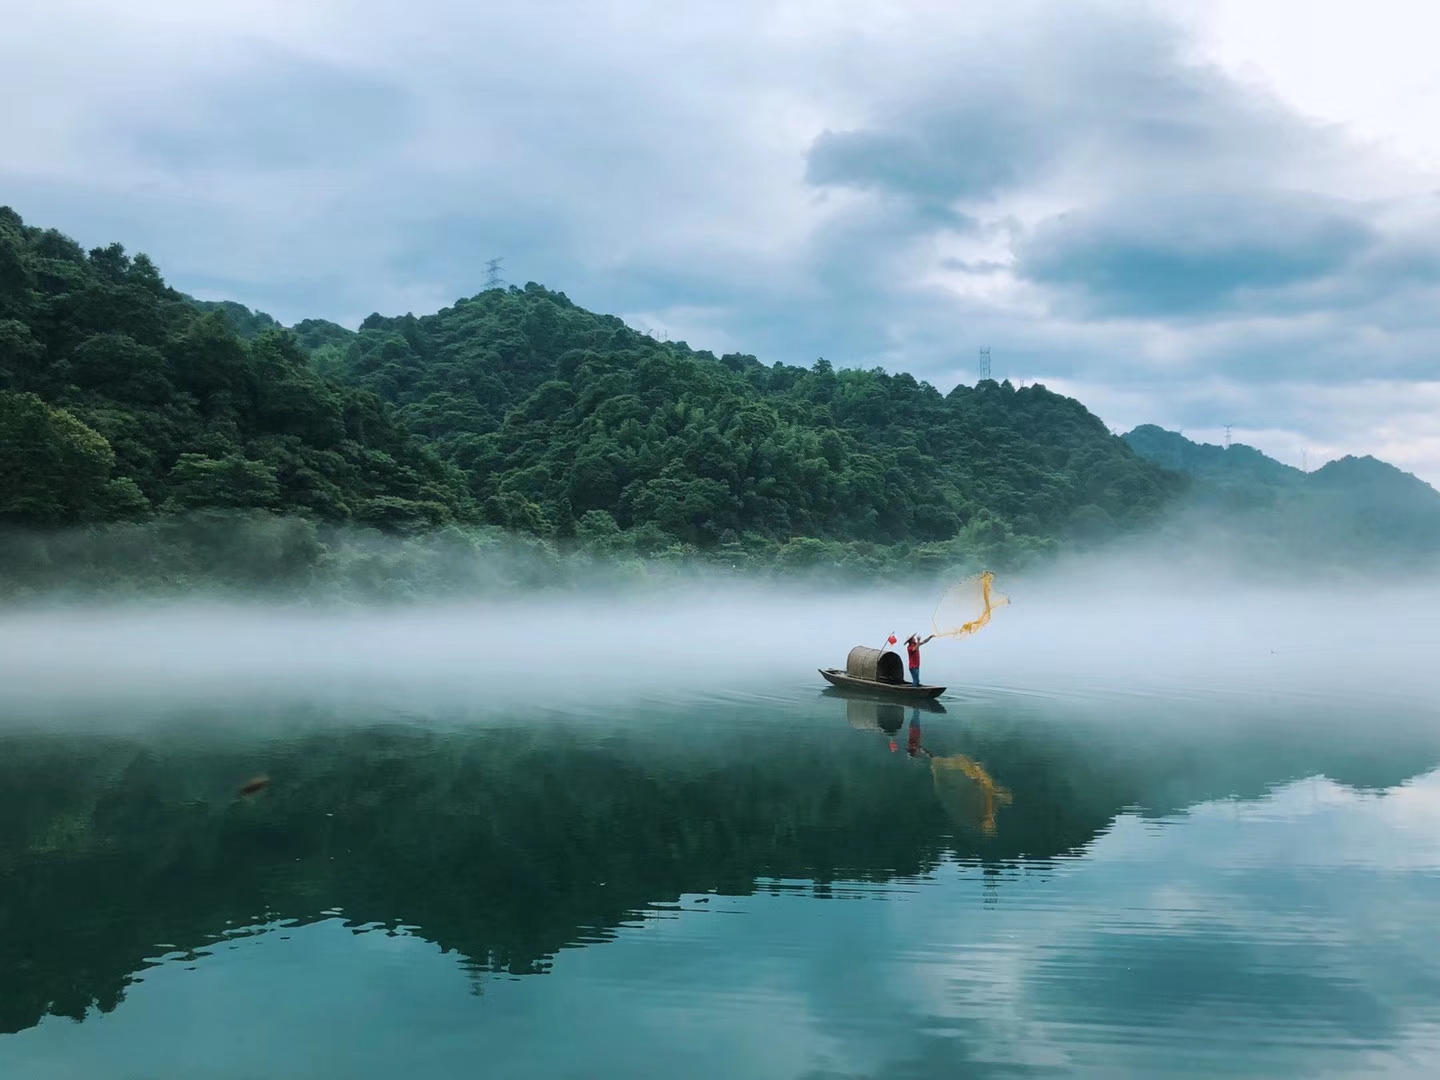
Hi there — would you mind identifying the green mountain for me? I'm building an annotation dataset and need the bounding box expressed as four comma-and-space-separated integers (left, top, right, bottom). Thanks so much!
296, 287, 1183, 554
1, 207, 1183, 584
1123, 424, 1440, 565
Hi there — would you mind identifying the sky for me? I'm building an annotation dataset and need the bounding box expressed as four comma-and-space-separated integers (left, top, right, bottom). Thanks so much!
5, 0, 1440, 482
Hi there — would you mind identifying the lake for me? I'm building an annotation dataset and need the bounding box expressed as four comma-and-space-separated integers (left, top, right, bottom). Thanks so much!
3, 587, 1440, 1078
4, 676, 1440, 1078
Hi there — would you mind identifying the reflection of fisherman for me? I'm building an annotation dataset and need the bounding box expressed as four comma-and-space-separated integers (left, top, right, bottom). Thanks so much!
906, 711, 925, 757
905, 634, 934, 686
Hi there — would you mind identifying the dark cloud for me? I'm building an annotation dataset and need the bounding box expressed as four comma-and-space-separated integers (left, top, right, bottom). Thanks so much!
1016, 191, 1377, 317
127, 48, 414, 171
807, 108, 1052, 205
802, 11, 1327, 209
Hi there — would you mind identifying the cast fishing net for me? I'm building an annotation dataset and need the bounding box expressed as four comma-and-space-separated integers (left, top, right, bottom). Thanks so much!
930, 571, 1010, 640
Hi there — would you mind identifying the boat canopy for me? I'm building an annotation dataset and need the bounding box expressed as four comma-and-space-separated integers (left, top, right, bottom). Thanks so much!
845, 645, 905, 684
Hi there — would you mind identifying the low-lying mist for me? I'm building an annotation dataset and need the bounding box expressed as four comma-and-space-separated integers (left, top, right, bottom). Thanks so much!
4, 535, 1438, 723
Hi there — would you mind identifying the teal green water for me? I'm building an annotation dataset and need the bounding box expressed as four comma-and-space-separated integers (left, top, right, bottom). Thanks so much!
3, 683, 1440, 1078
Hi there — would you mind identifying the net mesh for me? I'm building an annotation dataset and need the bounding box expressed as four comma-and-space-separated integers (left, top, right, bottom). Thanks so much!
930, 571, 1009, 640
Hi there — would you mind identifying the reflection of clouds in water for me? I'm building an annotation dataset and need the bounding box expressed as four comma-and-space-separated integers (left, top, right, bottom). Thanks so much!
1183, 770, 1440, 870
862, 770, 1440, 1075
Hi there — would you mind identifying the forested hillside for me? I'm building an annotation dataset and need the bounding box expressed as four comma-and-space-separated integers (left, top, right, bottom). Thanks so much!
0, 208, 475, 533
299, 283, 1182, 555
0, 208, 1186, 587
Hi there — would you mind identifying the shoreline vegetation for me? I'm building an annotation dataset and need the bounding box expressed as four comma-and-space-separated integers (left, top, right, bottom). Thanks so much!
0, 510, 1050, 603
4, 205, 1439, 601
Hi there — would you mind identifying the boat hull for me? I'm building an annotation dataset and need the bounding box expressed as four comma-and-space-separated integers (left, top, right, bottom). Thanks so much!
818, 669, 945, 699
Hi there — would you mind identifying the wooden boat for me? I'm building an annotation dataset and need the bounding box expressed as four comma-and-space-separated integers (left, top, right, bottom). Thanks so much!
818, 645, 945, 700
819, 669, 946, 699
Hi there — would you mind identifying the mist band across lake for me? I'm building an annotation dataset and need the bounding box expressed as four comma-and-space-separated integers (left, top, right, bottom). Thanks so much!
2, 585, 1440, 1077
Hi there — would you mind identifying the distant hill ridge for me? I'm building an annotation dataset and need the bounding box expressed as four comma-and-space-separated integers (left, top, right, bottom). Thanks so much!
1123, 424, 1440, 564
1123, 423, 1440, 500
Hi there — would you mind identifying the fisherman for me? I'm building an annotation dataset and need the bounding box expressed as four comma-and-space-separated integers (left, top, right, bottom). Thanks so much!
905, 633, 934, 686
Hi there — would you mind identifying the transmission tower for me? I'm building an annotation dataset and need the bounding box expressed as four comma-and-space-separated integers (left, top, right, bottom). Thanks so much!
483, 257, 506, 291
979, 347, 991, 380
1224, 424, 1233, 449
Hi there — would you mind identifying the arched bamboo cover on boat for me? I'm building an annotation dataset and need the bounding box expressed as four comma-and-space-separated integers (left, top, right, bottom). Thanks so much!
846, 646, 905, 684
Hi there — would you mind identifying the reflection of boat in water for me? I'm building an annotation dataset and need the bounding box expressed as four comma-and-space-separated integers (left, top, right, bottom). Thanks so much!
844, 696, 905, 733
823, 694, 944, 720
819, 646, 945, 700
824, 689, 1006, 835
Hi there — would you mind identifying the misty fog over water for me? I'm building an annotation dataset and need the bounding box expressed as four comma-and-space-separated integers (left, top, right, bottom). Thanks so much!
3, 562, 1437, 718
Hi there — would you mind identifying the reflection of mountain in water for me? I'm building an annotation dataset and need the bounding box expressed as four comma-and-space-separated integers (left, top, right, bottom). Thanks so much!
2, 694, 1438, 1037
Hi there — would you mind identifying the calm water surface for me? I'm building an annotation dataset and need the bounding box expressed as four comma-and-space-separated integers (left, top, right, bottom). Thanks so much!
3, 679, 1440, 1078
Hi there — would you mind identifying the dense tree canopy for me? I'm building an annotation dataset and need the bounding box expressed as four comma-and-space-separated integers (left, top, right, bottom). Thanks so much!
1, 206, 1191, 578
0, 207, 475, 534
311, 283, 1183, 555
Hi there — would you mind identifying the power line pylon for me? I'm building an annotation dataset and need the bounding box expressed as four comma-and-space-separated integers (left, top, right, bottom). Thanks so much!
483, 257, 506, 291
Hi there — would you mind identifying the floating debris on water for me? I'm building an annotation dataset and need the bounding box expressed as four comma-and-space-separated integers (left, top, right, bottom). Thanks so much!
238, 775, 271, 797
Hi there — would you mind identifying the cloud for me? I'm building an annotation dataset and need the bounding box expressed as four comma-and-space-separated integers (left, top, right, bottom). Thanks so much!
799, 7, 1336, 205
807, 108, 1050, 206
126, 49, 415, 171
4, 0, 1440, 481
1016, 191, 1377, 317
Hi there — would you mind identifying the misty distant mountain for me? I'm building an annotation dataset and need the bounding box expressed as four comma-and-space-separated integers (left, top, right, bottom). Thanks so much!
1124, 425, 1440, 565
1123, 425, 1303, 490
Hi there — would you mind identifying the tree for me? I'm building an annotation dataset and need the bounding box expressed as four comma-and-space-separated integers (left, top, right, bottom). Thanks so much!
163, 454, 281, 511
0, 391, 115, 524
0, 320, 42, 389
